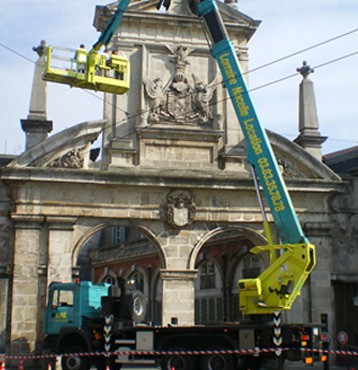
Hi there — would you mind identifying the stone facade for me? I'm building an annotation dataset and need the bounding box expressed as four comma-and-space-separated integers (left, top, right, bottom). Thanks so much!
0, 0, 353, 361
323, 147, 358, 349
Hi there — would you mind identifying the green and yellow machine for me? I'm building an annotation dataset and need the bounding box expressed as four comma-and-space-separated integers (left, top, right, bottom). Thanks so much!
42, 0, 131, 94
191, 0, 316, 314
42, 0, 316, 316
42, 0, 317, 318
41, 2, 323, 369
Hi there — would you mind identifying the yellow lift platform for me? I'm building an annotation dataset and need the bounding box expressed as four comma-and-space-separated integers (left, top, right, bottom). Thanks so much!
42, 45, 130, 95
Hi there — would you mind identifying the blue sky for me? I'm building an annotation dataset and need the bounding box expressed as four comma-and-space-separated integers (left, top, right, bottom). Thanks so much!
0, 0, 357, 155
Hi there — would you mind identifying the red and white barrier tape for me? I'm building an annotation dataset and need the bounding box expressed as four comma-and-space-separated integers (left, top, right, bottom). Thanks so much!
1, 347, 357, 363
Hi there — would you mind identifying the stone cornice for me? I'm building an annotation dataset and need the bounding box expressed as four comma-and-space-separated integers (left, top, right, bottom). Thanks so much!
1, 166, 345, 193
46, 216, 78, 230
10, 214, 45, 228
160, 269, 197, 280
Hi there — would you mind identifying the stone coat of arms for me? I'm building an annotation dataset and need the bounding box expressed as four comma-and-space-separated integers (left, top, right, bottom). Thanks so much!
143, 45, 218, 126
163, 190, 196, 228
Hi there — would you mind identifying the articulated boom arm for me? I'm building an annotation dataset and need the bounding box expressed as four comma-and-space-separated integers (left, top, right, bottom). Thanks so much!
92, 0, 131, 52
43, 0, 316, 315
193, 0, 316, 314
42, 1, 131, 94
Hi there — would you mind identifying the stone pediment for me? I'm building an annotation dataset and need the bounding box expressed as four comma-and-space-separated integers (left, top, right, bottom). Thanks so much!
7, 120, 105, 169
267, 130, 341, 181
97, 0, 260, 30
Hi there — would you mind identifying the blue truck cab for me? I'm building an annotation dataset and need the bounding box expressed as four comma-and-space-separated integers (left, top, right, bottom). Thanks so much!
45, 281, 110, 335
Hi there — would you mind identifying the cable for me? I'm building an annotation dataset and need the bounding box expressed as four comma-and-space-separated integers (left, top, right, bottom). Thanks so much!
272, 133, 357, 144
113, 49, 358, 141
313, 51, 358, 70
1, 27, 357, 116
1, 32, 357, 144
246, 28, 358, 74
0, 42, 37, 65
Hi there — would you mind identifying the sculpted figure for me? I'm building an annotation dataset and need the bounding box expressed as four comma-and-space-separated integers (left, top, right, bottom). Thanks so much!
143, 77, 166, 113
32, 39, 46, 58
192, 73, 217, 122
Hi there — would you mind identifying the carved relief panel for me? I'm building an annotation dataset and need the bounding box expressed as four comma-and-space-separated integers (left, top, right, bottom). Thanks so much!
143, 45, 220, 128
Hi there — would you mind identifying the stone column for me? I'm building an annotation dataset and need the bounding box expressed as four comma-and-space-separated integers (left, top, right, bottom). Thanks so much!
47, 217, 78, 284
161, 270, 197, 325
294, 61, 327, 159
0, 269, 10, 353
21, 40, 52, 151
156, 210, 199, 325
304, 222, 333, 323
9, 215, 44, 354
0, 183, 12, 352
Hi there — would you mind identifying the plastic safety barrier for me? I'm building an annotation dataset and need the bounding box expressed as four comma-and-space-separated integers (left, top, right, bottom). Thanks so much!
1, 347, 358, 368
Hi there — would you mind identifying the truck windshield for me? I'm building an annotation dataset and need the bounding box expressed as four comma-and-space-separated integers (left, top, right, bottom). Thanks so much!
51, 289, 74, 308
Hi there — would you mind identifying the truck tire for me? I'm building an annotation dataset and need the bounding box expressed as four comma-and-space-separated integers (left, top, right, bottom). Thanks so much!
61, 347, 89, 370
200, 346, 235, 370
121, 291, 147, 322
161, 346, 196, 370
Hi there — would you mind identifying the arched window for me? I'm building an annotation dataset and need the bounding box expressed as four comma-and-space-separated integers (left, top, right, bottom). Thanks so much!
199, 261, 216, 290
103, 275, 116, 286
195, 260, 223, 324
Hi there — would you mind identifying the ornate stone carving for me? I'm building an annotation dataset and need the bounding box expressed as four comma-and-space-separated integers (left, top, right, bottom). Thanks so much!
297, 60, 314, 79
143, 45, 218, 126
32, 40, 46, 58
276, 157, 305, 178
48, 148, 84, 168
163, 190, 196, 228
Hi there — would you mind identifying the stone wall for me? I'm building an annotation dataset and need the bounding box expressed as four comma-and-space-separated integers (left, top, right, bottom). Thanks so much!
0, 0, 350, 358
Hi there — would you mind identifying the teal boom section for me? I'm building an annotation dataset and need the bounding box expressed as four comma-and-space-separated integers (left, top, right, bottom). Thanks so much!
196, 0, 308, 245
93, 0, 132, 50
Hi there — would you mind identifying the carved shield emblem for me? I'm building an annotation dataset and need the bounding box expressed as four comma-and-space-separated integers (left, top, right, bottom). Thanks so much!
163, 190, 196, 229
173, 206, 189, 227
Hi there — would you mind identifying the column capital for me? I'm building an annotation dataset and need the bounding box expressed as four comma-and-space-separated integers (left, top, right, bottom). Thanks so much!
46, 216, 78, 230
160, 269, 197, 281
11, 213, 45, 228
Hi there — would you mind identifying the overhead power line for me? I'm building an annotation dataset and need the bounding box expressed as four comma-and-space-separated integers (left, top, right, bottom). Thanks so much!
113, 49, 358, 140
0, 29, 357, 143
247, 28, 358, 74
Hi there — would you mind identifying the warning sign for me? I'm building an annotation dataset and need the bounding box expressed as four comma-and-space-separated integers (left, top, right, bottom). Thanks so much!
337, 331, 348, 345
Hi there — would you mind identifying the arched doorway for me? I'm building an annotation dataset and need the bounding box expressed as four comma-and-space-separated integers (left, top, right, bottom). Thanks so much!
75, 223, 165, 323
194, 228, 267, 324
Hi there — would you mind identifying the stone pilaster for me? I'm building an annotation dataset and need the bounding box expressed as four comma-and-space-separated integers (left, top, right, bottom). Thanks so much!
9, 215, 44, 354
304, 222, 333, 324
47, 217, 78, 284
160, 269, 197, 325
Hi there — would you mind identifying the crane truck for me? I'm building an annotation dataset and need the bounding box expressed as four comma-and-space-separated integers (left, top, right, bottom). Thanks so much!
42, 0, 329, 369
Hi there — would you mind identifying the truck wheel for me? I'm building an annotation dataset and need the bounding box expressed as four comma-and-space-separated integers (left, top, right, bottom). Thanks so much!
161, 346, 196, 370
61, 347, 89, 370
121, 291, 147, 322
200, 346, 235, 370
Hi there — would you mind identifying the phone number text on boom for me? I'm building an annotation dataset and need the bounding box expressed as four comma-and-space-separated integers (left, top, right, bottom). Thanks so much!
258, 157, 285, 212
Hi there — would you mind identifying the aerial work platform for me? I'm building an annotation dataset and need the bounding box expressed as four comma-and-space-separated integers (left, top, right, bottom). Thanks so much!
42, 45, 130, 94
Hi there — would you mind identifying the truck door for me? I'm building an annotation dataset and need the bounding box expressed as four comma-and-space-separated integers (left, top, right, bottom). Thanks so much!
45, 287, 76, 334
